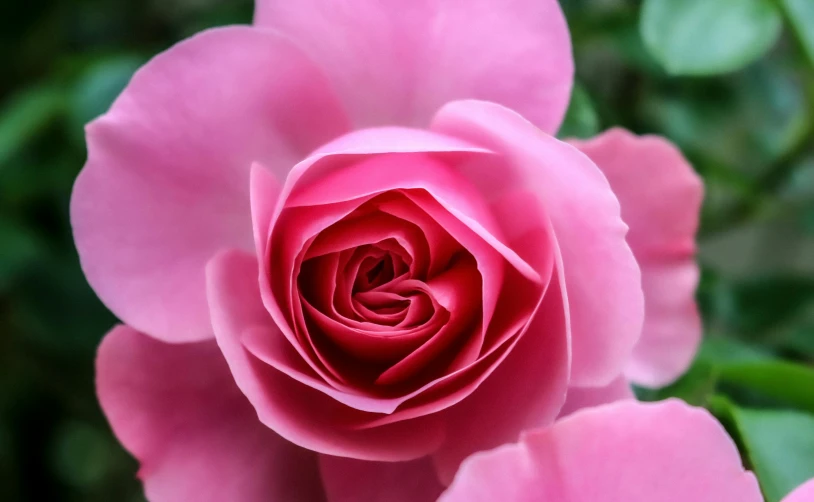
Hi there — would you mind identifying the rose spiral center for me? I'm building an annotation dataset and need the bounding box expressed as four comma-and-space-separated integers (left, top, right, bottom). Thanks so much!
292, 190, 483, 391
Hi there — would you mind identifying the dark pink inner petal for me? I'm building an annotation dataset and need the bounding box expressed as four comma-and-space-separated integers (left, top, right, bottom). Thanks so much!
252, 150, 554, 421
291, 192, 481, 388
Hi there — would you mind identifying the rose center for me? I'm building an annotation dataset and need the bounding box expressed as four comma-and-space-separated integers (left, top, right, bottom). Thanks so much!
288, 189, 484, 390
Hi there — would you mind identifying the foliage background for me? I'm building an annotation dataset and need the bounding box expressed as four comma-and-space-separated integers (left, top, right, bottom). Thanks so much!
0, 0, 812, 500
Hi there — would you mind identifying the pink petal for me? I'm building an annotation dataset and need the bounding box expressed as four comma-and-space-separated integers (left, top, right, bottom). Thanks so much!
432, 100, 644, 387
570, 129, 703, 387
432, 266, 569, 484
300, 295, 440, 363
258, 228, 550, 426
557, 376, 634, 419
254, 0, 572, 132
250, 163, 282, 262
72, 26, 349, 342
374, 257, 482, 386
272, 136, 550, 385
268, 199, 381, 385
206, 248, 445, 461
320, 456, 444, 502
784, 479, 814, 502
375, 193, 463, 278
280, 143, 543, 357
239, 126, 567, 469
305, 210, 429, 276
441, 400, 763, 502
96, 325, 324, 502
276, 135, 560, 421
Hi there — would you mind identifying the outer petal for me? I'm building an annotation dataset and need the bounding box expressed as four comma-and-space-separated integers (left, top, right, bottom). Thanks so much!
72, 26, 349, 342
319, 456, 444, 502
570, 129, 703, 387
254, 0, 573, 132
206, 249, 445, 461
784, 479, 814, 502
432, 100, 644, 387
557, 376, 634, 419
432, 267, 569, 484
440, 400, 763, 502
96, 325, 324, 502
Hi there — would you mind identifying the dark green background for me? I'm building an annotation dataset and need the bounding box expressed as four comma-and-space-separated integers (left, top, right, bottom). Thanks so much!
1, 0, 812, 500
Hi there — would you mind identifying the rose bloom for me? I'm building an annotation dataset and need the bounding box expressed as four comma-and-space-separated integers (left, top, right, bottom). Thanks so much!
441, 399, 814, 502
72, 0, 703, 500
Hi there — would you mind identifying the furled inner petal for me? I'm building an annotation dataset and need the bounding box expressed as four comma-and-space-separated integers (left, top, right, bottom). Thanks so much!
292, 192, 482, 388
253, 150, 552, 419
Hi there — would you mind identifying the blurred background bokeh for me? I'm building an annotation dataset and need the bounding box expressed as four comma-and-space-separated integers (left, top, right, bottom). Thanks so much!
0, 0, 812, 500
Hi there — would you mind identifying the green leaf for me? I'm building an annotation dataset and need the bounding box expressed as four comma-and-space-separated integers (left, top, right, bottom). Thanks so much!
558, 82, 600, 139
51, 421, 116, 488
68, 56, 144, 138
699, 336, 773, 364
781, 0, 814, 65
0, 217, 44, 291
741, 62, 811, 162
640, 0, 783, 75
714, 400, 814, 502
701, 217, 814, 280
718, 361, 814, 414
635, 359, 719, 405
0, 85, 65, 166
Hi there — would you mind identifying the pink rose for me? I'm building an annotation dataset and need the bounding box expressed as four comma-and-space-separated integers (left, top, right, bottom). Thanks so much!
441, 399, 814, 502
73, 0, 703, 500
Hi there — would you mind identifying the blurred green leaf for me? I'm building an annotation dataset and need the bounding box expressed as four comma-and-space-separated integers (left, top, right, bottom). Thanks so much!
779, 158, 814, 201
719, 361, 814, 414
641, 59, 809, 176
640, 0, 782, 75
699, 335, 774, 363
0, 217, 44, 291
12, 258, 117, 352
607, 20, 665, 76
636, 359, 718, 405
713, 398, 814, 502
0, 85, 65, 166
558, 82, 600, 139
781, 0, 814, 65
69, 56, 144, 140
701, 215, 814, 280
51, 421, 116, 489
741, 62, 811, 162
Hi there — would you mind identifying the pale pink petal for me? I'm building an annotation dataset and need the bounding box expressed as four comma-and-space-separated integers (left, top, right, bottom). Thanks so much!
557, 376, 634, 419
254, 0, 572, 132
784, 479, 814, 502
441, 400, 763, 502
320, 456, 444, 502
250, 163, 282, 261
570, 129, 703, 387
206, 248, 445, 461
96, 325, 324, 502
432, 100, 644, 387
72, 26, 349, 342
629, 262, 701, 386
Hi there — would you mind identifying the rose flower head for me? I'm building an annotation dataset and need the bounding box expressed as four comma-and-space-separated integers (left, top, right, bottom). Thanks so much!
72, 0, 703, 500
